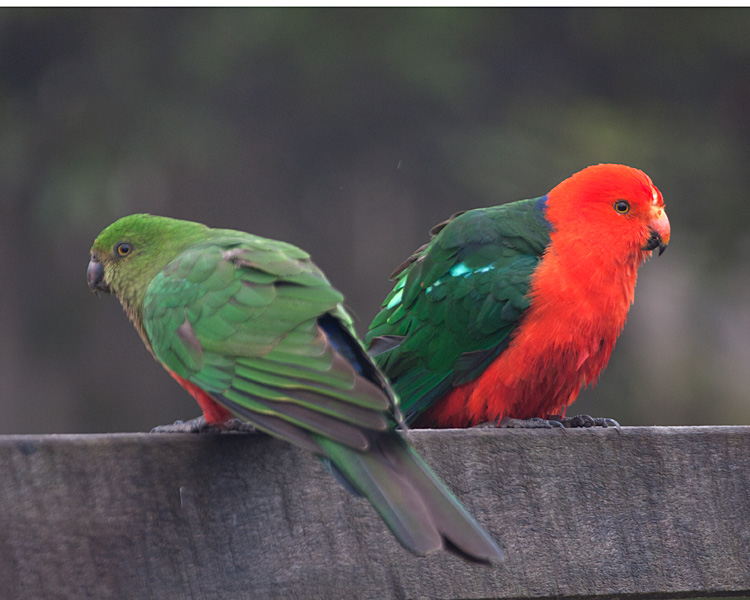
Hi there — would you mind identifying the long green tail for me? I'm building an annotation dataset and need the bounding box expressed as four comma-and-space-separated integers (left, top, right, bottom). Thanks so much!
317, 432, 503, 563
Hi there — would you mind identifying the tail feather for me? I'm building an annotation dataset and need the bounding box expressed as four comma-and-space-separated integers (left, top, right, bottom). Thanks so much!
317, 433, 503, 564
380, 435, 504, 563
318, 435, 444, 555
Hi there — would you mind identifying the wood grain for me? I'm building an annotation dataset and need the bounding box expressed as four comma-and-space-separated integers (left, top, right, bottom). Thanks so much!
1, 427, 748, 599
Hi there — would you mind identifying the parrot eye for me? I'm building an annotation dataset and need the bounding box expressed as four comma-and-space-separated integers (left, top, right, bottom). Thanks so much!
115, 242, 133, 257
614, 200, 630, 214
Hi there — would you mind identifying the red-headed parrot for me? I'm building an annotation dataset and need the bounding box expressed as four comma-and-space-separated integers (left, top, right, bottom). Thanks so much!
366, 164, 670, 428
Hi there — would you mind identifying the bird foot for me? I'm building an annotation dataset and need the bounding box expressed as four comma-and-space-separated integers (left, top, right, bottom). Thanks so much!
482, 414, 620, 431
150, 416, 257, 434
493, 417, 566, 429
548, 414, 621, 431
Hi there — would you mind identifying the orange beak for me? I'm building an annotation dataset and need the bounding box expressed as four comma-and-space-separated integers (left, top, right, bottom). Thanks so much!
645, 205, 670, 255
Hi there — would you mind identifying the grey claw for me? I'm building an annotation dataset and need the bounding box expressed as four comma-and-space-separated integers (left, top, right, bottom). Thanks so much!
150, 416, 257, 434
150, 416, 214, 433
220, 418, 258, 434
554, 414, 621, 432
496, 417, 566, 430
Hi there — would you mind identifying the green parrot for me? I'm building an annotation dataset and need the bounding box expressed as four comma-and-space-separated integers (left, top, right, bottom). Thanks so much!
87, 214, 503, 563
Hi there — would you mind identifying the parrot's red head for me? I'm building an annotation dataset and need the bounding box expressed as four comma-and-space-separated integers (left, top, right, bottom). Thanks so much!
544, 163, 670, 260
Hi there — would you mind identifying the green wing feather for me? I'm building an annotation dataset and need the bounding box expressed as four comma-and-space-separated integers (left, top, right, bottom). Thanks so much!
366, 197, 552, 422
141, 229, 502, 562
144, 234, 391, 452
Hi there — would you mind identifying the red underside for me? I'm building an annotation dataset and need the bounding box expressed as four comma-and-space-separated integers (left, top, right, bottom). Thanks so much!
166, 369, 233, 424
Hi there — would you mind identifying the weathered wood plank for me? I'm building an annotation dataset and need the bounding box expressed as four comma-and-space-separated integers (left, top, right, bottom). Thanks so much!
0, 427, 748, 600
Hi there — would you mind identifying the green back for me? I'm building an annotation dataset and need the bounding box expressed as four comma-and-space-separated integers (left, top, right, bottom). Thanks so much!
143, 232, 397, 454
366, 197, 552, 422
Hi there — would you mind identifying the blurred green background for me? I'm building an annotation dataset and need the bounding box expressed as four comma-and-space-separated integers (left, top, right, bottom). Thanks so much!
1, 7, 749, 433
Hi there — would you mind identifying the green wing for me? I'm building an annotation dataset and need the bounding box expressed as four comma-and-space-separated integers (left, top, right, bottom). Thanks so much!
366, 197, 552, 422
143, 233, 394, 455
141, 231, 503, 562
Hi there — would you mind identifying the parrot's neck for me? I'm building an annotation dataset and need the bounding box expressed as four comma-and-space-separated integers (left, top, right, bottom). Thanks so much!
540, 233, 646, 316
110, 280, 156, 357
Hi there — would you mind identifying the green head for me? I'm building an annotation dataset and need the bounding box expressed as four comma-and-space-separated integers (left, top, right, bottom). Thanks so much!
88, 214, 210, 318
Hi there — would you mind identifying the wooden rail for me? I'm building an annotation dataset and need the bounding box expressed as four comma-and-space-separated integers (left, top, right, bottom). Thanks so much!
1, 426, 748, 599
